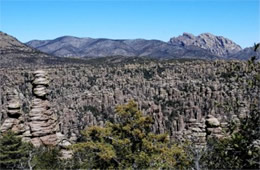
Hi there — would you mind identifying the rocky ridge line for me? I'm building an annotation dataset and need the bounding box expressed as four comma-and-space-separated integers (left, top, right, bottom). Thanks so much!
169, 32, 242, 57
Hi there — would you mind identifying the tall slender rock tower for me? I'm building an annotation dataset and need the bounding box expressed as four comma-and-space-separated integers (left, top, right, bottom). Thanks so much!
29, 70, 57, 146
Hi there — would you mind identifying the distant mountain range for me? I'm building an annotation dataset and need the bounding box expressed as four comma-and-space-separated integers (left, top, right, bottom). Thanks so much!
26, 32, 258, 60
26, 36, 217, 59
0, 31, 258, 65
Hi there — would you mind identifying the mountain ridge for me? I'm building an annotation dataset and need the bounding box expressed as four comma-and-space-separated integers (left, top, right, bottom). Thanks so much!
169, 32, 242, 57
1, 31, 258, 61
26, 32, 249, 59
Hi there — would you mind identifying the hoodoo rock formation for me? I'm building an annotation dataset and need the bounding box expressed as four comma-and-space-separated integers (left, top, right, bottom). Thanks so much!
0, 89, 24, 134
29, 70, 57, 146
0, 70, 58, 147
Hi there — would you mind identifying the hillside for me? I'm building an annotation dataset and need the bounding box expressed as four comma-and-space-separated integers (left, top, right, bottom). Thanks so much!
0, 32, 93, 68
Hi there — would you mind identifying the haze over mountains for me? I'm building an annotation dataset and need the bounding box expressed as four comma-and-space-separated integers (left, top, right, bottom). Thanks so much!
26, 32, 255, 60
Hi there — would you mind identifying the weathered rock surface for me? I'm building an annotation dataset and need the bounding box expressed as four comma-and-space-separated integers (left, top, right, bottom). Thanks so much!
29, 70, 57, 146
0, 89, 24, 134
0, 70, 58, 147
169, 33, 242, 57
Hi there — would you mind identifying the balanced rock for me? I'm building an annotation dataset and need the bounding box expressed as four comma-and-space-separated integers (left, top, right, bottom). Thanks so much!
206, 115, 220, 127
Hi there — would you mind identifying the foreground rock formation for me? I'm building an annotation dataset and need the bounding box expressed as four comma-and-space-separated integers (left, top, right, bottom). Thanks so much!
29, 70, 57, 146
0, 70, 58, 147
0, 89, 24, 134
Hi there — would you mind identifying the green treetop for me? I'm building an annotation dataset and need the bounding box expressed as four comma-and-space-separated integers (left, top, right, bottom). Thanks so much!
72, 100, 190, 169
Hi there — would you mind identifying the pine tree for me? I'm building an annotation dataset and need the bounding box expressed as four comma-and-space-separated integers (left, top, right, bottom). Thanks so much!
72, 100, 190, 169
32, 146, 62, 170
0, 130, 32, 169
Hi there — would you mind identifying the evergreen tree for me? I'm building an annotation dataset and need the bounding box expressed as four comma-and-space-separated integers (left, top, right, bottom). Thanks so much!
32, 146, 62, 170
72, 100, 190, 169
0, 130, 32, 169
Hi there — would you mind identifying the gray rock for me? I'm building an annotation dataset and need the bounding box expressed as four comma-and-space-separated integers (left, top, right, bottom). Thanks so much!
33, 85, 47, 97
206, 115, 220, 127
169, 32, 242, 57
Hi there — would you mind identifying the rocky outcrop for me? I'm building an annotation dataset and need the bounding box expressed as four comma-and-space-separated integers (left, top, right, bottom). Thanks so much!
28, 70, 57, 146
169, 33, 242, 57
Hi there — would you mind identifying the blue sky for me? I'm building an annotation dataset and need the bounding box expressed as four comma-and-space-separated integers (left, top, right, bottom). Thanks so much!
0, 0, 259, 48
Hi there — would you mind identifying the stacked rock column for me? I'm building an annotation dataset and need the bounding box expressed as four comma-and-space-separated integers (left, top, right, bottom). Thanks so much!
0, 89, 24, 134
205, 115, 223, 139
29, 70, 57, 146
185, 118, 207, 146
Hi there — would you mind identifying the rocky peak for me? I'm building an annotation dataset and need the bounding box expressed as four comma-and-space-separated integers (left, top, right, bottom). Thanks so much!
182, 32, 196, 39
169, 32, 242, 57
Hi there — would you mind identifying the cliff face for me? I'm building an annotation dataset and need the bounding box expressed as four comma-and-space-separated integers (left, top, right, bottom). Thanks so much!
1, 59, 259, 145
169, 33, 242, 57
